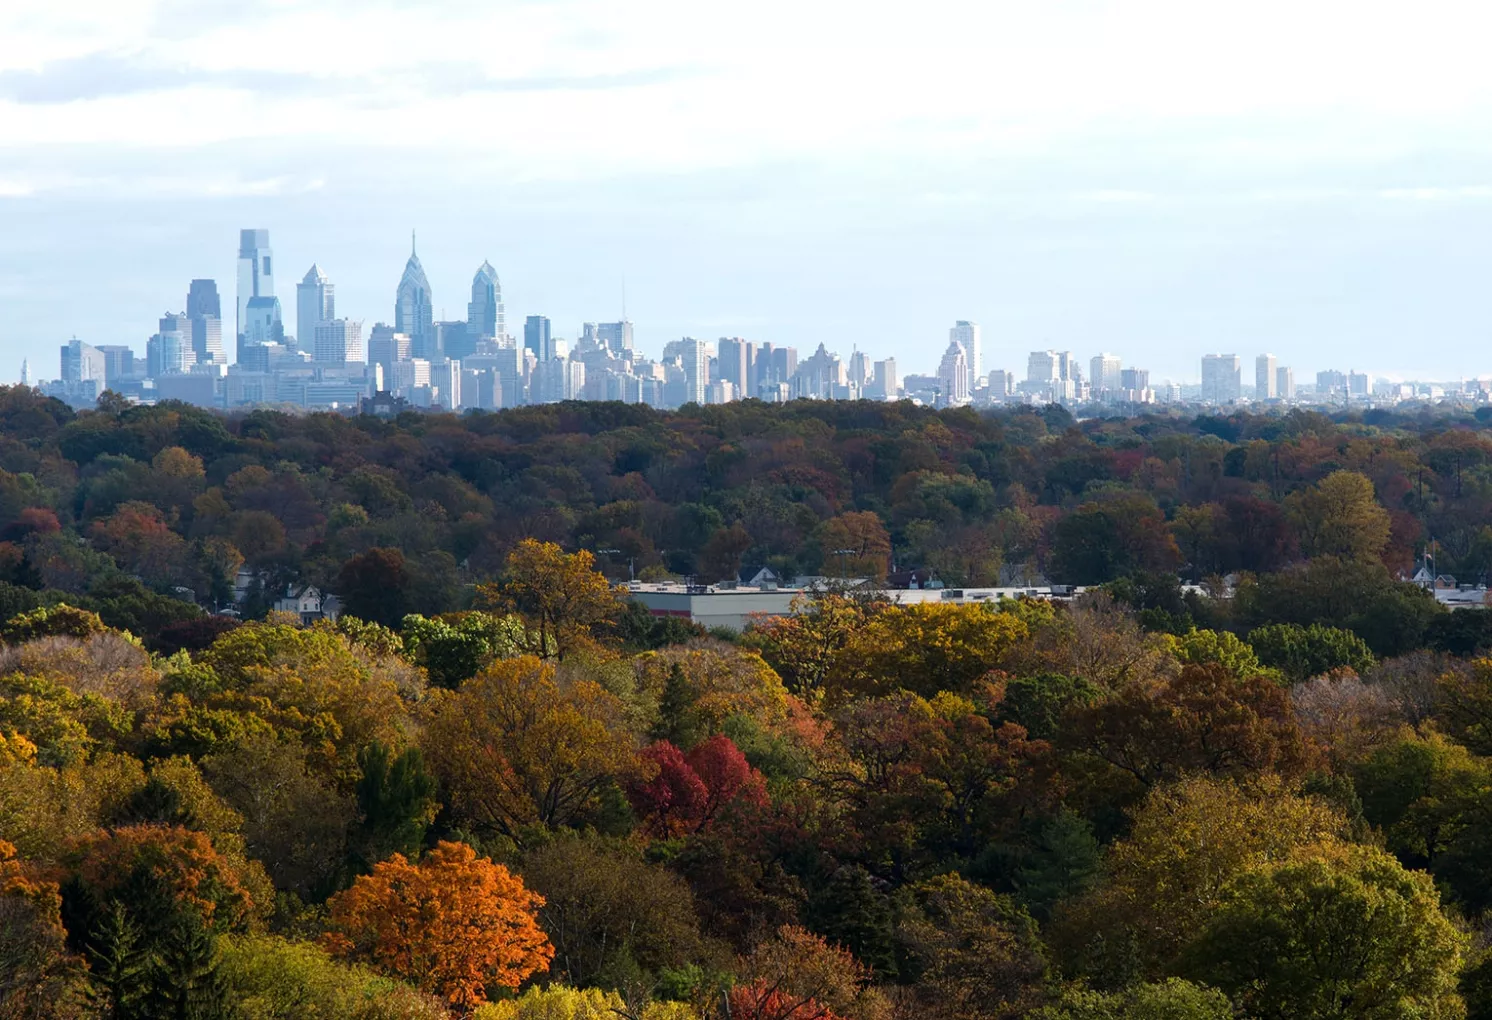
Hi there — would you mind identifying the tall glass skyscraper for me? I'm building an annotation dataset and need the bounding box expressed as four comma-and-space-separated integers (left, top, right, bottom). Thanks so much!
524, 315, 553, 361
297, 264, 334, 350
396, 234, 434, 358
236, 230, 276, 362
468, 261, 503, 340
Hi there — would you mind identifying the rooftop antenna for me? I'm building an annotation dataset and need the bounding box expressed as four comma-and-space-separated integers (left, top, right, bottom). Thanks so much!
622, 276, 627, 321
411, 230, 416, 256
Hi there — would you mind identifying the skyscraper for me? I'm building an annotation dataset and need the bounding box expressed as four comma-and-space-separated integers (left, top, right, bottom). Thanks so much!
938, 340, 970, 407
468, 262, 503, 340
60, 339, 105, 384
1201, 354, 1242, 404
1277, 366, 1295, 400
187, 279, 221, 320
680, 338, 710, 405
314, 319, 364, 365
368, 324, 411, 377
1090, 353, 1122, 395
717, 338, 753, 391
1256, 354, 1278, 399
951, 321, 981, 383
596, 321, 633, 355
524, 316, 554, 362
395, 234, 435, 358
185, 280, 224, 365
236, 230, 275, 360
297, 265, 334, 350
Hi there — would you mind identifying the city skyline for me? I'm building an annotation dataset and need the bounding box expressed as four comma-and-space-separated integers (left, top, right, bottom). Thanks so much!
8, 2, 1492, 385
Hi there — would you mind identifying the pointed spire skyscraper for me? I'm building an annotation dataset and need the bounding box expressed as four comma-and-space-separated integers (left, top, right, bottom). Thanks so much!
395, 232, 434, 358
468, 261, 503, 340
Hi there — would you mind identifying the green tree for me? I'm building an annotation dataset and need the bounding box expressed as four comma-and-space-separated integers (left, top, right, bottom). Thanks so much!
1033, 979, 1233, 1020
336, 549, 410, 629
1182, 846, 1466, 1020
348, 741, 438, 874
478, 540, 623, 661
1248, 623, 1376, 683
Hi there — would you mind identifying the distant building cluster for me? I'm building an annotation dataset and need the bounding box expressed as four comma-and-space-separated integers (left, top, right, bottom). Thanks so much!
31, 228, 1478, 414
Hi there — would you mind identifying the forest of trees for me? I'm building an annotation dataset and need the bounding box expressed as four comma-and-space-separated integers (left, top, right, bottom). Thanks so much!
9, 390, 1492, 1016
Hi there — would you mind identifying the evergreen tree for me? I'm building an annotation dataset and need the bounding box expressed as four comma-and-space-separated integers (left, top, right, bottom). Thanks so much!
348, 741, 438, 874
1014, 810, 1102, 920
807, 865, 898, 979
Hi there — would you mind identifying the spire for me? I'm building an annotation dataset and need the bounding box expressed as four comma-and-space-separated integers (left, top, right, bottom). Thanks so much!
411, 229, 417, 256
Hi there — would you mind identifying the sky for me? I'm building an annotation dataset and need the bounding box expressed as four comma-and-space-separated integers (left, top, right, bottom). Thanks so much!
4, 0, 1492, 384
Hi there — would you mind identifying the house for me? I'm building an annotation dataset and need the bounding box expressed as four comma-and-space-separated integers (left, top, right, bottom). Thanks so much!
273, 585, 340, 624
885, 568, 941, 591
738, 565, 781, 588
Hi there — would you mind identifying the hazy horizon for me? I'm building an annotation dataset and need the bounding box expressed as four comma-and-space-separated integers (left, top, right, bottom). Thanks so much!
5, 0, 1492, 384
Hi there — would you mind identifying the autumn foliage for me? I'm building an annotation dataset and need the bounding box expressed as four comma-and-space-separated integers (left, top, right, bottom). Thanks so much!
325, 840, 553, 1009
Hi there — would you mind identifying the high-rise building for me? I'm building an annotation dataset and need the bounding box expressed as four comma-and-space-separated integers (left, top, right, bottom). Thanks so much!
596, 321, 633, 355
368, 325, 411, 376
60, 339, 106, 384
1316, 369, 1347, 397
1027, 350, 1061, 385
872, 358, 899, 400
187, 279, 221, 320
847, 349, 871, 388
1348, 371, 1372, 398
1255, 354, 1278, 400
938, 340, 971, 407
313, 319, 364, 365
717, 338, 753, 391
1201, 354, 1242, 404
236, 229, 275, 360
297, 265, 334, 350
467, 262, 503, 340
524, 316, 554, 362
1277, 366, 1295, 400
148, 314, 195, 376
96, 345, 136, 386
987, 369, 1012, 399
191, 316, 224, 366
19, 360, 30, 387
395, 234, 435, 358
1090, 353, 1122, 395
680, 337, 710, 405
951, 321, 981, 383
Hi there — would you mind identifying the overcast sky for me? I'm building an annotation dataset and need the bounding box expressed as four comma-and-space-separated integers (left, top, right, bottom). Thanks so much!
4, 0, 1492, 384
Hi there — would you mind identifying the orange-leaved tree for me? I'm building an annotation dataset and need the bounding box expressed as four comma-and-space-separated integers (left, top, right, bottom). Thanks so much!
324, 839, 553, 1009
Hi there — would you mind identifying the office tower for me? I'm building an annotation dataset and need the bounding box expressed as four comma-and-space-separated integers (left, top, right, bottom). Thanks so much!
1277, 366, 1295, 400
987, 369, 1012, 398
847, 349, 870, 388
96, 345, 136, 385
1256, 354, 1278, 399
191, 316, 224, 366
680, 338, 709, 405
1200, 354, 1242, 404
951, 320, 982, 381
297, 265, 334, 350
717, 337, 752, 391
367, 324, 411, 377
596, 321, 633, 355
1120, 367, 1151, 393
431, 321, 471, 361
60, 339, 106, 384
937, 340, 970, 407
524, 316, 554, 361
395, 234, 435, 357
430, 359, 462, 410
187, 279, 221, 320
1316, 369, 1346, 397
1090, 353, 1122, 395
241, 296, 284, 351
468, 262, 503, 340
1348, 371, 1372, 398
1026, 350, 1060, 385
872, 358, 899, 400
770, 346, 797, 385
236, 229, 275, 359
148, 313, 195, 376
313, 319, 364, 364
